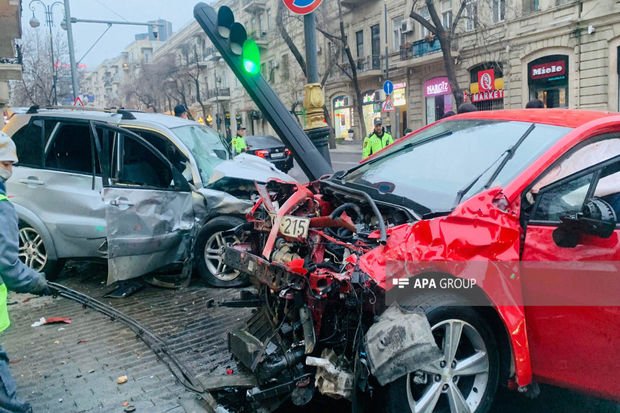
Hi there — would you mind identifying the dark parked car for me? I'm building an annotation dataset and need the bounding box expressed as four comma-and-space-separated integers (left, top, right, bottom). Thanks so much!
244, 135, 293, 173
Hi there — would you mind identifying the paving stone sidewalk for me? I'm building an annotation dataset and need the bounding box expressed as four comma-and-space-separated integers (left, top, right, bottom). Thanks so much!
2, 262, 248, 413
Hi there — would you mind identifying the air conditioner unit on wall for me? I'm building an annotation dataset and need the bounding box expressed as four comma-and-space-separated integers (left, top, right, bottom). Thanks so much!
402, 18, 414, 33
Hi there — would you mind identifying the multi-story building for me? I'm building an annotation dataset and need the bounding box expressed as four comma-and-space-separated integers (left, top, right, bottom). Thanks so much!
0, 0, 23, 110
82, 36, 165, 108
324, 0, 620, 138
86, 0, 620, 140
151, 0, 310, 137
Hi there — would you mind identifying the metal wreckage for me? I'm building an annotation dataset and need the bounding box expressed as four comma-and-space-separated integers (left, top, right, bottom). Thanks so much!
213, 174, 532, 412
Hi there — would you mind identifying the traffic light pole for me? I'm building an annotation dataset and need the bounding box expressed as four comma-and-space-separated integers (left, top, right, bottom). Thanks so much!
194, 3, 332, 181
303, 12, 332, 165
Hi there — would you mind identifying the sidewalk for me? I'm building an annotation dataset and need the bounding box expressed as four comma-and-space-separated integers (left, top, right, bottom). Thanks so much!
330, 140, 362, 154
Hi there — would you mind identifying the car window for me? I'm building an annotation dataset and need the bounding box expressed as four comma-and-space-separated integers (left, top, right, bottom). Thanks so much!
531, 157, 620, 223
44, 122, 94, 174
126, 128, 192, 182
114, 133, 175, 190
11, 119, 44, 167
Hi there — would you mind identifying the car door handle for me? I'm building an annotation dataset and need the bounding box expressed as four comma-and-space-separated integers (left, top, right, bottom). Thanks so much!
109, 198, 134, 207
18, 177, 45, 186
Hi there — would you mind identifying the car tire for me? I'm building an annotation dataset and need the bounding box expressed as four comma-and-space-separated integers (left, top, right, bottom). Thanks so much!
384, 294, 499, 413
195, 216, 248, 288
17, 223, 64, 280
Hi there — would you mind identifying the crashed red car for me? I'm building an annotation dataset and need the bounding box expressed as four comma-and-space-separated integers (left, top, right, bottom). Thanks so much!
223, 109, 620, 413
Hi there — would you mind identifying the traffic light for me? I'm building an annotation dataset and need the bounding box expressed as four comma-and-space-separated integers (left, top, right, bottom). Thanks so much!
194, 3, 332, 181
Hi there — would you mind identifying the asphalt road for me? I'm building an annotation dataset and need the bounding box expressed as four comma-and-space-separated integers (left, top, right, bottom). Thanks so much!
288, 143, 362, 182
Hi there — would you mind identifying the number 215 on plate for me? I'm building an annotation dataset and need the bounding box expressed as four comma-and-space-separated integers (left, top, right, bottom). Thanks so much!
279, 215, 310, 239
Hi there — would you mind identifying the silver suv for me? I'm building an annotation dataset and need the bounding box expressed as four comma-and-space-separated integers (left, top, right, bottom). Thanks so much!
2, 107, 292, 287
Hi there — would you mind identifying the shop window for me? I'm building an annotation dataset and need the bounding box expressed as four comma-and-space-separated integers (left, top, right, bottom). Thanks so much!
528, 55, 569, 108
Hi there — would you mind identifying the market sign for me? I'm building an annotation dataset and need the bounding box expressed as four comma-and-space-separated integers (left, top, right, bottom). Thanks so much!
478, 69, 495, 92
471, 89, 505, 102
424, 77, 451, 97
530, 60, 566, 80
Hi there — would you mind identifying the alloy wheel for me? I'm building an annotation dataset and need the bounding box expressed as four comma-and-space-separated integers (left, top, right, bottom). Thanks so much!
407, 319, 490, 413
203, 231, 241, 282
18, 227, 47, 272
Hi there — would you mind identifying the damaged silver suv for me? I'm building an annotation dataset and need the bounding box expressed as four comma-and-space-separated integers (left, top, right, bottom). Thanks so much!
2, 107, 292, 287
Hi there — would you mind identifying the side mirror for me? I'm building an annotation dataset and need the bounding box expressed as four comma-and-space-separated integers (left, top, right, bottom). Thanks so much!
553, 198, 617, 248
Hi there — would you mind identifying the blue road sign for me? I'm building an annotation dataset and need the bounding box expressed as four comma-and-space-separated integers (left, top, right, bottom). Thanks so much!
383, 80, 394, 95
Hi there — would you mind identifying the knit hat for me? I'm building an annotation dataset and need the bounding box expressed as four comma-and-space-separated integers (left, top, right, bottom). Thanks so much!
0, 131, 18, 163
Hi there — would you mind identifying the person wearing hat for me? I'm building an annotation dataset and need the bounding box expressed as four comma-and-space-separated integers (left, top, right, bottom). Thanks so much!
362, 118, 393, 159
174, 104, 188, 119
232, 126, 247, 156
0, 131, 51, 412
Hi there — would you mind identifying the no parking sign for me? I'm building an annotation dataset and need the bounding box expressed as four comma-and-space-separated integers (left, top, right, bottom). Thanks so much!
283, 0, 323, 15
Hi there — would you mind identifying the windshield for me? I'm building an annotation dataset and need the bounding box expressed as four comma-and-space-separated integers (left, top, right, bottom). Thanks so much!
341, 120, 571, 213
171, 124, 229, 185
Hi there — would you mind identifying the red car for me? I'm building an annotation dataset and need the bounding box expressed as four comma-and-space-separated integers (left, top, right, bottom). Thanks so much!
223, 109, 620, 413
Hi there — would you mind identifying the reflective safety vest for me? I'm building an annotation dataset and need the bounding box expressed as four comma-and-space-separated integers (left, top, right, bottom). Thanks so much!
232, 135, 247, 154
0, 194, 10, 333
362, 134, 383, 159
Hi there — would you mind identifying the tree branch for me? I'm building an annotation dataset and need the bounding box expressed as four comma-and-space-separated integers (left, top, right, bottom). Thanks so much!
410, 8, 437, 35
451, 0, 468, 34
277, 0, 307, 77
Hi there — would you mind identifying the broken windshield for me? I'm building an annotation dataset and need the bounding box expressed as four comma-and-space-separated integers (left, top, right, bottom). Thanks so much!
342, 120, 571, 212
171, 124, 229, 185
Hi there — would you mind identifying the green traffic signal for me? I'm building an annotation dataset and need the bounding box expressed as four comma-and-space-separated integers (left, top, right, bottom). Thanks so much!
242, 39, 261, 75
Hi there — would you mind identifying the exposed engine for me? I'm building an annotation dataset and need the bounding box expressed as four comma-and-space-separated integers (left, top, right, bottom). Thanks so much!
221, 180, 432, 412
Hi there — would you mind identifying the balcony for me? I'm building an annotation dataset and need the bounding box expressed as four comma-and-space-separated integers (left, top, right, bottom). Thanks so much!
0, 57, 21, 82
355, 55, 384, 80
342, 0, 376, 8
248, 31, 270, 48
203, 47, 221, 62
400, 38, 442, 61
206, 87, 231, 102
242, 0, 267, 13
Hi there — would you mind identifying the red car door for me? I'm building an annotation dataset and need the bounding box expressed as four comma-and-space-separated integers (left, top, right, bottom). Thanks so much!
520, 137, 620, 400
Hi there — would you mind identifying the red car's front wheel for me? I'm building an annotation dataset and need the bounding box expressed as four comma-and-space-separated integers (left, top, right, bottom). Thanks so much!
384, 297, 500, 413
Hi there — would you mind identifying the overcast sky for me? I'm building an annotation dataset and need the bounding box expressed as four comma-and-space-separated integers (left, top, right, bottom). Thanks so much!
22, 0, 205, 70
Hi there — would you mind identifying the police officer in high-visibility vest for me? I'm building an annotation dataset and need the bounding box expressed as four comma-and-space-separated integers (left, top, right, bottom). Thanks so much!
0, 131, 51, 412
232, 126, 248, 155
362, 118, 393, 159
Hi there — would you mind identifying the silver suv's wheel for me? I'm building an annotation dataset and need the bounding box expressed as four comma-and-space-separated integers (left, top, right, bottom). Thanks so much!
195, 216, 248, 287
18, 226, 47, 272
17, 223, 64, 279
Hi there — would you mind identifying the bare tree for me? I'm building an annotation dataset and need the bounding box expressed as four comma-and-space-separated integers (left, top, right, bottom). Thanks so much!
11, 30, 71, 106
276, 1, 339, 148
316, 0, 368, 139
408, 0, 467, 106
121, 56, 176, 112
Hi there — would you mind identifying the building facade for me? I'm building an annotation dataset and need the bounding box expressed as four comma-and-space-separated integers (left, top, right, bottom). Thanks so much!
82, 0, 620, 140
0, 0, 23, 110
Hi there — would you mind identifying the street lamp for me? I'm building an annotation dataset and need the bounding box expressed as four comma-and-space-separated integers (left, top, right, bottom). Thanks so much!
29, 0, 65, 105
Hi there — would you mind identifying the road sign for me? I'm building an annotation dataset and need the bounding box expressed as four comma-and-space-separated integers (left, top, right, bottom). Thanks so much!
383, 80, 394, 95
73, 96, 84, 107
283, 0, 323, 15
382, 95, 394, 112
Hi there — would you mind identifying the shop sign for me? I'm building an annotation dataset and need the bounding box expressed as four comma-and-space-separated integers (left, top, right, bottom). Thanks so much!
424, 77, 451, 97
471, 89, 505, 102
363, 91, 379, 104
394, 88, 407, 106
530, 60, 566, 80
478, 69, 495, 92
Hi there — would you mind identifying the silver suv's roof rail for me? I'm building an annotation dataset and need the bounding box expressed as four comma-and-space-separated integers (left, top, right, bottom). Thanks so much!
25, 105, 142, 120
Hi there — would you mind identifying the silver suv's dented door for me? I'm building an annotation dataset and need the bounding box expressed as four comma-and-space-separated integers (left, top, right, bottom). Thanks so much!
94, 123, 195, 285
